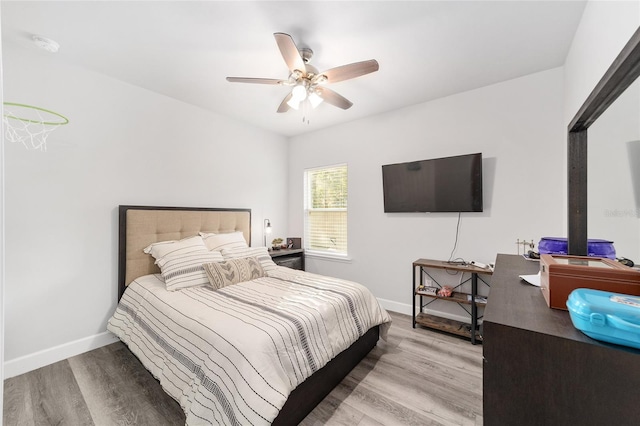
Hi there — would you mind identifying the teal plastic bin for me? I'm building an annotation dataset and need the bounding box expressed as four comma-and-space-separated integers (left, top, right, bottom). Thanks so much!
567, 288, 640, 349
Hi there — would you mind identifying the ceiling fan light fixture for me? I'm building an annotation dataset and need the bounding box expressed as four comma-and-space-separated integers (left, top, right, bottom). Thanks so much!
308, 91, 323, 108
315, 74, 328, 84
287, 83, 309, 109
291, 84, 308, 101
286, 98, 301, 110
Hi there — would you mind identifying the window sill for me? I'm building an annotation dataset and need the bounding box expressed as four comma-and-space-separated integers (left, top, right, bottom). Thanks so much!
304, 251, 352, 263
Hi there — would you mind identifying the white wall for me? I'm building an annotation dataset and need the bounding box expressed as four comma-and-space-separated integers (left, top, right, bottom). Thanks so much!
563, 0, 640, 260
0, 12, 5, 418
563, 0, 640, 125
3, 41, 289, 376
288, 68, 565, 316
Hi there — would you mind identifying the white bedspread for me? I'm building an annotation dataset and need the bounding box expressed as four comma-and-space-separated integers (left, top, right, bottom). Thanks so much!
107, 267, 391, 425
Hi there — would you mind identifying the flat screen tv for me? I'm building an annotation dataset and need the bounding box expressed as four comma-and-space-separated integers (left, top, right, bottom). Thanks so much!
382, 153, 483, 213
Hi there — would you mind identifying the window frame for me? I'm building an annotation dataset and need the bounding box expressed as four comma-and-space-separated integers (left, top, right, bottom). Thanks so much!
303, 163, 349, 260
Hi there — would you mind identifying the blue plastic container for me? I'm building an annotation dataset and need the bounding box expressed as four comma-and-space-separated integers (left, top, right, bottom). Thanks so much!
539, 237, 616, 259
567, 288, 640, 349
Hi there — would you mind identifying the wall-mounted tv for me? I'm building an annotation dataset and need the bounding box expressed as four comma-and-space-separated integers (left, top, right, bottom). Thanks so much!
382, 153, 483, 213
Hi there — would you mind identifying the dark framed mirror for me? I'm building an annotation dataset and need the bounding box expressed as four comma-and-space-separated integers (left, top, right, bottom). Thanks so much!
568, 27, 640, 255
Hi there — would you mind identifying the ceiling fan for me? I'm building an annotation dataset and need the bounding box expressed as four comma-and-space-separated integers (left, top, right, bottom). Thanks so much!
226, 33, 379, 114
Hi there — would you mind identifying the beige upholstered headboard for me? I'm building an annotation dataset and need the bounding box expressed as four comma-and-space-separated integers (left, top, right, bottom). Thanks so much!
118, 205, 251, 299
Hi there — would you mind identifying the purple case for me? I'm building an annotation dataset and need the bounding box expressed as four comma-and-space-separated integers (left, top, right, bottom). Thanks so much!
539, 237, 616, 259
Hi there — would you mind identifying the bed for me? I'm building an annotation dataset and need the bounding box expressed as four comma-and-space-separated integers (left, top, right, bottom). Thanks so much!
108, 205, 391, 425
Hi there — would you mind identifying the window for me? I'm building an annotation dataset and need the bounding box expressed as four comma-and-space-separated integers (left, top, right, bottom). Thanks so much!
304, 164, 348, 256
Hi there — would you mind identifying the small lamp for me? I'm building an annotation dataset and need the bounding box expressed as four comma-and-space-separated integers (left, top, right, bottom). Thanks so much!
264, 219, 272, 248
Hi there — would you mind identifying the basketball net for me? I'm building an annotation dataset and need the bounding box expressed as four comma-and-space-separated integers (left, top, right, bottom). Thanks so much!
2, 103, 69, 151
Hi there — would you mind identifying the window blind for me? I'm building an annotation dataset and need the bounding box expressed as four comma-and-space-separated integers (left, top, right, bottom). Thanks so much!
304, 164, 348, 255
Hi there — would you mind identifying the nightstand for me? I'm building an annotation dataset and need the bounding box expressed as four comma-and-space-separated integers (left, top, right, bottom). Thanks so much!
269, 248, 305, 271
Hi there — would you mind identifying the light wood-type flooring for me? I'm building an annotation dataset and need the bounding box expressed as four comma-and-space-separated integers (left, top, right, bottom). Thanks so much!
3, 311, 483, 425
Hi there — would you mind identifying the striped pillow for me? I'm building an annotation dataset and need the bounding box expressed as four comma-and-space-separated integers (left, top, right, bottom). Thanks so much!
203, 257, 265, 290
220, 246, 278, 273
200, 232, 248, 251
144, 236, 224, 291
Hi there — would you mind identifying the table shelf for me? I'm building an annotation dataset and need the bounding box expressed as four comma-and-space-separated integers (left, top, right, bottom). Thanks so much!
412, 258, 492, 344
415, 313, 483, 341
415, 289, 487, 306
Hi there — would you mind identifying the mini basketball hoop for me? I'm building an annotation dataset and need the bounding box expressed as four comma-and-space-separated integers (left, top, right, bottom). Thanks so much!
3, 102, 69, 151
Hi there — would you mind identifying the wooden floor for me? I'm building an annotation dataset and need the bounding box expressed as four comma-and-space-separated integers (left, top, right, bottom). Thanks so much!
3, 311, 483, 425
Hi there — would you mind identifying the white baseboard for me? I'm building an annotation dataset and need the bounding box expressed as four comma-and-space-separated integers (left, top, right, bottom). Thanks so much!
4, 331, 119, 379
377, 297, 477, 324
377, 297, 412, 316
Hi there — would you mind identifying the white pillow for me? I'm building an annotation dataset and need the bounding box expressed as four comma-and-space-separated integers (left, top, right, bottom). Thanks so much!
199, 231, 248, 251
220, 246, 278, 273
144, 236, 224, 291
143, 235, 204, 259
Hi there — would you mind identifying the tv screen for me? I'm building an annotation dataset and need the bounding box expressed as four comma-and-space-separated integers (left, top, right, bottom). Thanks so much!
382, 153, 483, 213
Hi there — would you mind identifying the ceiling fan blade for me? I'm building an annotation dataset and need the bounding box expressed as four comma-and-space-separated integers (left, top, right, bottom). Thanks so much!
316, 87, 353, 110
320, 59, 379, 84
226, 77, 283, 85
277, 93, 292, 113
274, 32, 306, 74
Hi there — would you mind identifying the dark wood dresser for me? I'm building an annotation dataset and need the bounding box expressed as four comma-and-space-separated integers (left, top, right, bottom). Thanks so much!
483, 254, 640, 425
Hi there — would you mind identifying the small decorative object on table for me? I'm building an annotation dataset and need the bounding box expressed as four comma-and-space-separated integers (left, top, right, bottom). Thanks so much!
438, 286, 453, 297
420, 286, 438, 295
287, 237, 302, 249
271, 238, 283, 250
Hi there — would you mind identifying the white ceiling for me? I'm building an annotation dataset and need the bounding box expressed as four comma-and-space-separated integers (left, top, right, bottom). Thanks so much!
2, 1, 586, 137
